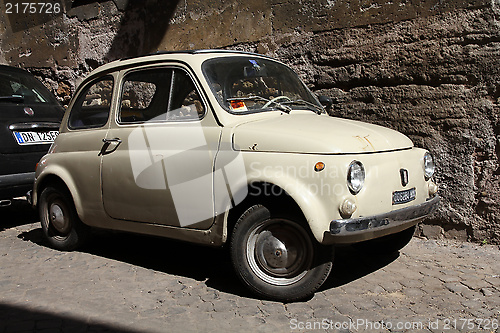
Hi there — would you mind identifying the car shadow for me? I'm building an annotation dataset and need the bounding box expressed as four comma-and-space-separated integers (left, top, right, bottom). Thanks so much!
19, 227, 253, 298
18, 227, 400, 301
0, 198, 38, 232
320, 246, 399, 291
0, 302, 136, 333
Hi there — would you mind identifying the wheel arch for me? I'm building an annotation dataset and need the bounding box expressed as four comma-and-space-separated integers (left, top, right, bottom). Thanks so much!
34, 168, 84, 221
225, 179, 330, 244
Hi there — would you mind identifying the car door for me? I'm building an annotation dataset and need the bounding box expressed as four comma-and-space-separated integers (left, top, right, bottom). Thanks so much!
101, 65, 221, 229
57, 75, 115, 212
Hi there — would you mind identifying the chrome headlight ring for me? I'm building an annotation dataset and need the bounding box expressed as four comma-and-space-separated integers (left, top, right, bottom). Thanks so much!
423, 152, 435, 180
347, 160, 365, 195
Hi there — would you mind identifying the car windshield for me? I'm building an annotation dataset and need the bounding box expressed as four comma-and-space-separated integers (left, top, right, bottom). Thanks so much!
202, 56, 323, 114
0, 69, 58, 105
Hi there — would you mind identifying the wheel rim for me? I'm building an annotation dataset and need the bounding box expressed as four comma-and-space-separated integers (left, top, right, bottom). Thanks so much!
246, 219, 314, 286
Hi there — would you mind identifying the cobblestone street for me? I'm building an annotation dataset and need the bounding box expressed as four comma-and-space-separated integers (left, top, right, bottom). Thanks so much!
0, 201, 499, 332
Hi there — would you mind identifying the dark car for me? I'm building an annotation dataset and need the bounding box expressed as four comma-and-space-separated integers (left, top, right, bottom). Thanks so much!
0, 65, 64, 206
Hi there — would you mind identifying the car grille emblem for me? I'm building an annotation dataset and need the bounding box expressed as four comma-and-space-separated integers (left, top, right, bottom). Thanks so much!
400, 169, 409, 187
24, 107, 34, 116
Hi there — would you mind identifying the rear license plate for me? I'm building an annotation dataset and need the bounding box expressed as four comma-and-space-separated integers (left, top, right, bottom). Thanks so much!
13, 131, 59, 145
392, 188, 416, 205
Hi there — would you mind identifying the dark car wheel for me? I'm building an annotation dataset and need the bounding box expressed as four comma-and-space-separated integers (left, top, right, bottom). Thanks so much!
353, 225, 416, 255
39, 185, 89, 251
230, 204, 333, 302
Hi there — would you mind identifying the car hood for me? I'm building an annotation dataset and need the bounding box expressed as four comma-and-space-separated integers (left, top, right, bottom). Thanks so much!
232, 113, 413, 154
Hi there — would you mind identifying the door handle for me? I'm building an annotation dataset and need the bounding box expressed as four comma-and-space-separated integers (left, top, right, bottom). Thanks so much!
98, 138, 122, 156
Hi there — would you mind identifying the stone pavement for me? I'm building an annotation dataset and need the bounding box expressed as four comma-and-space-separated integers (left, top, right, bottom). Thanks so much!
0, 200, 499, 333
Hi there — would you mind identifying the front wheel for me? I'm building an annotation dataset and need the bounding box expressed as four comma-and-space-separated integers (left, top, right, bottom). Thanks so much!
230, 205, 333, 302
39, 185, 89, 251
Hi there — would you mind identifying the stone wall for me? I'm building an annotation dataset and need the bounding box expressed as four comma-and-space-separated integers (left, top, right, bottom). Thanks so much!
1, 0, 499, 243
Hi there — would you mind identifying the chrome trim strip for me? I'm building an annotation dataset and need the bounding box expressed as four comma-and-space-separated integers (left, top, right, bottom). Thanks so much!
9, 122, 60, 130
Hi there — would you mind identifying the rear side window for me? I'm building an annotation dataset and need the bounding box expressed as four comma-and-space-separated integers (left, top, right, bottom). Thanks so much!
119, 67, 205, 124
69, 76, 114, 129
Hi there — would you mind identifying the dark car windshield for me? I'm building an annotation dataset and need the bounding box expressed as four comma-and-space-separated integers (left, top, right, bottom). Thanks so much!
202, 57, 322, 114
0, 68, 58, 105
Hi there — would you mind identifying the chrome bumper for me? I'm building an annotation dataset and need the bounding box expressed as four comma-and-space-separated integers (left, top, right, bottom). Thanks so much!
26, 190, 33, 205
329, 195, 440, 244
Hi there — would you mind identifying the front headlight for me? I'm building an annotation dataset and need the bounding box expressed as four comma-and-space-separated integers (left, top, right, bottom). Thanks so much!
423, 152, 435, 180
347, 160, 365, 194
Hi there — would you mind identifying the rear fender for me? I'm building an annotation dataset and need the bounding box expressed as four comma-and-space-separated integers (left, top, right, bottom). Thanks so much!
34, 163, 84, 221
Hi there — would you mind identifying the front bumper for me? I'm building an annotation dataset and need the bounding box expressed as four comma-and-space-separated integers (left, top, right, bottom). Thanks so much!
329, 195, 440, 244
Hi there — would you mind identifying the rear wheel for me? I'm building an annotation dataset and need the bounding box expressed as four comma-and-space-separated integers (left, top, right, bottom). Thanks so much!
39, 185, 89, 251
353, 225, 416, 255
230, 205, 333, 302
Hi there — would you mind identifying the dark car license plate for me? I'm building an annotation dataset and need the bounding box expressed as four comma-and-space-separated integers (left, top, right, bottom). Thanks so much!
13, 130, 59, 145
392, 188, 416, 205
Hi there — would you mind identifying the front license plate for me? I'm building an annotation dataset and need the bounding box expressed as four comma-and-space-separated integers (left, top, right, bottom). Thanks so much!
13, 131, 59, 145
392, 188, 416, 205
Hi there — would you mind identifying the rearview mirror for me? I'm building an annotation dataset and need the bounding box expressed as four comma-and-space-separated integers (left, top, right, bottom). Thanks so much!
244, 61, 268, 77
318, 95, 333, 113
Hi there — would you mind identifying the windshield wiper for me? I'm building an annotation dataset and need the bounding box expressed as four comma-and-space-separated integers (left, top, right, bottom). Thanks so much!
227, 96, 292, 113
0, 95, 24, 103
282, 99, 324, 115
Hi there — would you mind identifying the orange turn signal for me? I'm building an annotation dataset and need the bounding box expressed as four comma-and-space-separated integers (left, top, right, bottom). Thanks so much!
314, 162, 325, 172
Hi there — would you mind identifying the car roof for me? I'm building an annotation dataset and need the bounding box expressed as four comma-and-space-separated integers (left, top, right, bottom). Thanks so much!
0, 64, 32, 75
84, 50, 275, 80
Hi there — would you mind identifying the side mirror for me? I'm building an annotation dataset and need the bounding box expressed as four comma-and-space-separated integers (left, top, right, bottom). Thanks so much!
318, 95, 333, 113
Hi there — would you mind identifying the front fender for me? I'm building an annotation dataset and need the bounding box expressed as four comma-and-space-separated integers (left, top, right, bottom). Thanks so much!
243, 158, 335, 243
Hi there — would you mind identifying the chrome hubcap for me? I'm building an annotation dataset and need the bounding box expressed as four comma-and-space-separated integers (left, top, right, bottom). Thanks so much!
49, 202, 69, 234
256, 230, 298, 270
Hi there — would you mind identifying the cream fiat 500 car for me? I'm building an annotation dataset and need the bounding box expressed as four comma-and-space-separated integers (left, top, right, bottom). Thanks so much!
33, 50, 439, 302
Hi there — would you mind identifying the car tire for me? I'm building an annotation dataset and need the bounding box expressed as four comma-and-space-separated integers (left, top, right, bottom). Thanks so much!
353, 225, 416, 255
39, 185, 89, 251
230, 204, 333, 302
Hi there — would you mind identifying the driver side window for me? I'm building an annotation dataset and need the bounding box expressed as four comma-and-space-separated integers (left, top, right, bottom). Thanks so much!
119, 67, 205, 124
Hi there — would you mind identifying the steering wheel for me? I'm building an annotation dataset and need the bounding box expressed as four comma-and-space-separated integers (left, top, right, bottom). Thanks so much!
263, 95, 292, 108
